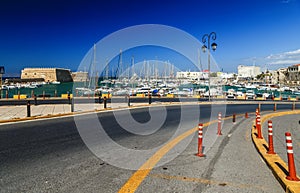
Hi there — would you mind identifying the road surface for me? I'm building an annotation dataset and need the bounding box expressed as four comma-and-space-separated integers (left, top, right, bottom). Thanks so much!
0, 103, 294, 192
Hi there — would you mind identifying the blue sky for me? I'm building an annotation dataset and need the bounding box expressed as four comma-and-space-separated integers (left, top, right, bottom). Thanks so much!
1, 0, 300, 76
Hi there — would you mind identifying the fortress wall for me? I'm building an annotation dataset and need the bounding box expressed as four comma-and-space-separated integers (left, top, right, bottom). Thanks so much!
21, 68, 72, 82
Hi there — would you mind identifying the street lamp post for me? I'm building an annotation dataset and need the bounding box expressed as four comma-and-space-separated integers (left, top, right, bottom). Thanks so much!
0, 66, 5, 99
202, 32, 217, 102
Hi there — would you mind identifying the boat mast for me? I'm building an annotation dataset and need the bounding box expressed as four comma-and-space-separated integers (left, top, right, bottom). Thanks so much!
105, 59, 109, 80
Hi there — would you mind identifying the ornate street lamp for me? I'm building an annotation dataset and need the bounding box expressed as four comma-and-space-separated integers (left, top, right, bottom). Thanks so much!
202, 32, 217, 101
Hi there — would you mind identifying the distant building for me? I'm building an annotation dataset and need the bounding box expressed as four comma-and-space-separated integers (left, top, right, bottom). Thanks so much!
72, 71, 89, 82
21, 68, 73, 82
216, 72, 235, 79
237, 65, 261, 78
287, 64, 300, 72
176, 71, 208, 80
286, 64, 300, 84
271, 68, 287, 84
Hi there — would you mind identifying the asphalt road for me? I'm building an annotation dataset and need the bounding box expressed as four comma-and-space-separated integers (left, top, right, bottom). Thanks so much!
0, 103, 295, 192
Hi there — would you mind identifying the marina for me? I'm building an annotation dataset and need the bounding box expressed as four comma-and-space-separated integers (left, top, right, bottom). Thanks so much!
1, 77, 300, 100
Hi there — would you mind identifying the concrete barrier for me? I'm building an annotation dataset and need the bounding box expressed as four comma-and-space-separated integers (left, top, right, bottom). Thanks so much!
101, 93, 111, 99
166, 94, 175, 98
13, 95, 27, 99
61, 94, 73, 99
289, 98, 298, 101
136, 93, 145, 98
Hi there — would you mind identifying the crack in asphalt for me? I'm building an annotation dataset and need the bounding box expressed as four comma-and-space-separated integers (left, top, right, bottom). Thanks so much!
192, 117, 247, 192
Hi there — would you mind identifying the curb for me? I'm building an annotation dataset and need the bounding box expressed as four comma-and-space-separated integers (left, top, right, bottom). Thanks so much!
251, 110, 300, 193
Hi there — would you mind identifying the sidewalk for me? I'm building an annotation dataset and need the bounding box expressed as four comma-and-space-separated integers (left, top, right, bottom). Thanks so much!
254, 110, 300, 193
0, 102, 150, 122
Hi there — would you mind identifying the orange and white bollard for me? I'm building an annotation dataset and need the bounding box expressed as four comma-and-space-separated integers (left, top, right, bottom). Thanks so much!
273, 103, 277, 111
217, 112, 222, 135
196, 123, 205, 157
245, 112, 249, 118
256, 113, 263, 139
267, 120, 275, 154
285, 132, 300, 181
256, 108, 259, 116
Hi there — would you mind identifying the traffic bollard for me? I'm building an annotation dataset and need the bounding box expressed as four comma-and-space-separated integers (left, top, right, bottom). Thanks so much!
148, 93, 152, 105
71, 98, 74, 112
274, 103, 277, 111
104, 96, 107, 109
232, 113, 236, 123
245, 112, 249, 118
292, 101, 296, 110
267, 120, 275, 154
217, 112, 222, 135
27, 100, 31, 117
34, 95, 37, 105
68, 93, 71, 104
285, 132, 300, 181
196, 123, 205, 157
128, 95, 130, 107
256, 113, 263, 139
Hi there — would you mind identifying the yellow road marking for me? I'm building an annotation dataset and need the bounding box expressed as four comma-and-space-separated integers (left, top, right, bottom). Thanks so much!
118, 115, 236, 193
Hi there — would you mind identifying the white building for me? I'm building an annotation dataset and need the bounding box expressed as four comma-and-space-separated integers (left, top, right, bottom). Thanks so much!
237, 65, 261, 78
176, 71, 208, 80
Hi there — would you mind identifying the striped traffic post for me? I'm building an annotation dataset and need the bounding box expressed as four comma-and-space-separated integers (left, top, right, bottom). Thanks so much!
256, 108, 259, 116
245, 112, 249, 118
196, 123, 205, 157
267, 120, 275, 154
256, 113, 263, 139
217, 112, 222, 135
285, 132, 300, 181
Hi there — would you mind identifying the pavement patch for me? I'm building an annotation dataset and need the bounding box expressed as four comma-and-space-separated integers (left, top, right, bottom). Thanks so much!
148, 173, 268, 191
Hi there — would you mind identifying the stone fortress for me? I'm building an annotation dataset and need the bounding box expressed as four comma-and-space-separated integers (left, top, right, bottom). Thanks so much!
20, 68, 88, 82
